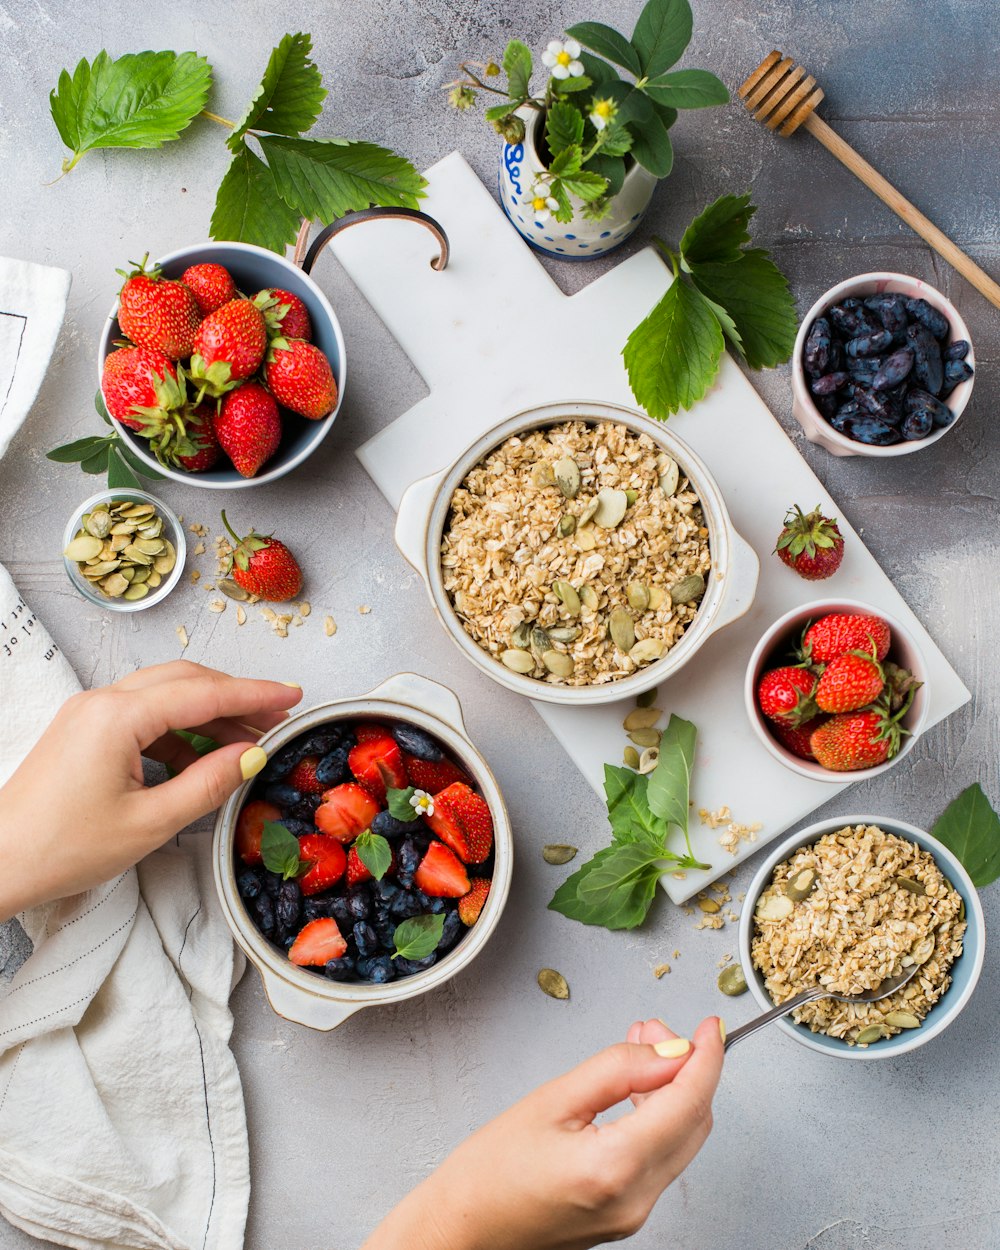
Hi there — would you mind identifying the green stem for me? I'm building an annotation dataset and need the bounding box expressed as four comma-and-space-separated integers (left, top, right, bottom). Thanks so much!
201, 109, 236, 129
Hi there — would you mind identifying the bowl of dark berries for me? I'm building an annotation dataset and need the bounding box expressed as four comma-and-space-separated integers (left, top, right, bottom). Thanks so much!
744, 599, 928, 782
213, 673, 512, 1030
792, 272, 974, 456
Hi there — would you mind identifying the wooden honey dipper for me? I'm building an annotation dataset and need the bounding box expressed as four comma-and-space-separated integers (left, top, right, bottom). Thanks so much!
738, 50, 1000, 309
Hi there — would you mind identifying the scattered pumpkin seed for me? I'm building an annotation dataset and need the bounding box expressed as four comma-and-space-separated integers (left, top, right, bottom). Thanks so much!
624, 488, 638, 506
623, 746, 640, 769
511, 620, 532, 649
176, 625, 189, 649
659, 459, 680, 496
698, 897, 722, 915
629, 638, 664, 664
894, 875, 926, 896
537, 968, 570, 1000
609, 607, 636, 653
579, 584, 599, 611
542, 649, 574, 678
628, 727, 661, 749
717, 963, 748, 996
218, 578, 250, 602
558, 514, 577, 537
624, 707, 662, 731
785, 867, 818, 902
757, 894, 794, 922
552, 581, 581, 616
884, 1011, 921, 1029
638, 747, 659, 774
636, 686, 658, 708
531, 461, 555, 488
593, 487, 628, 528
626, 581, 650, 611
553, 456, 581, 499
542, 844, 578, 865
671, 573, 706, 605
855, 1025, 885, 1045
236, 605, 247, 626
500, 648, 536, 674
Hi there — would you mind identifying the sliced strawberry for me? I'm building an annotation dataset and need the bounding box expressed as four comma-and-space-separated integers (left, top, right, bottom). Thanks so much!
345, 845, 373, 888
355, 721, 389, 743
403, 753, 471, 793
235, 799, 281, 865
426, 782, 494, 865
414, 841, 470, 898
348, 729, 408, 803
314, 783, 380, 843
288, 918, 347, 966
297, 834, 347, 895
458, 878, 491, 926
287, 755, 325, 796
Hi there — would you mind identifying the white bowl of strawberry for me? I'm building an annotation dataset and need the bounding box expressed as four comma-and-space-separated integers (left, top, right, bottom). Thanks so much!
744, 600, 928, 782
212, 673, 511, 1031
97, 241, 346, 488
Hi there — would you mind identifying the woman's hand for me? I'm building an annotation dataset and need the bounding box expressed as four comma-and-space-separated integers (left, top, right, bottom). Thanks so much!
0, 660, 301, 920
362, 1015, 725, 1250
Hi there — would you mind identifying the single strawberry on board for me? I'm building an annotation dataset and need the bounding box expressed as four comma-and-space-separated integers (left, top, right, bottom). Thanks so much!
815, 650, 885, 713
101, 346, 183, 430
265, 339, 338, 420
221, 510, 302, 602
809, 695, 912, 771
289, 917, 347, 966
116, 255, 200, 360
181, 262, 238, 317
771, 715, 829, 761
775, 505, 845, 581
756, 666, 818, 725
458, 877, 491, 926
802, 613, 891, 664
253, 288, 313, 342
213, 381, 282, 478
425, 782, 494, 865
189, 299, 268, 398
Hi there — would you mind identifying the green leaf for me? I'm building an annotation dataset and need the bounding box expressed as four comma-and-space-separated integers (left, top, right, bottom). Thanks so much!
173, 730, 220, 756
229, 32, 326, 150
698, 291, 744, 354
597, 124, 633, 158
646, 715, 697, 855
624, 277, 725, 419
587, 153, 626, 196
630, 0, 693, 78
392, 913, 445, 961
210, 141, 301, 253
116, 440, 165, 480
550, 74, 593, 95
260, 820, 303, 880
603, 81, 654, 128
354, 830, 393, 881
629, 108, 674, 177
50, 49, 211, 173
679, 192, 755, 266
503, 39, 533, 100
931, 783, 1000, 887
485, 102, 519, 122
650, 100, 679, 131
560, 169, 608, 201
260, 135, 426, 222
642, 68, 730, 110
578, 51, 621, 86
545, 101, 584, 156
47, 436, 111, 463
81, 446, 112, 474
604, 764, 665, 844
689, 250, 797, 370
548, 144, 582, 178
550, 181, 574, 224
386, 786, 419, 822
95, 391, 112, 425
106, 447, 142, 489
549, 841, 663, 930
566, 22, 641, 75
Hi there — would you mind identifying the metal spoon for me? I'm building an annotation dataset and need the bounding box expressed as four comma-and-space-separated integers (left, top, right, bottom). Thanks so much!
724, 963, 920, 1051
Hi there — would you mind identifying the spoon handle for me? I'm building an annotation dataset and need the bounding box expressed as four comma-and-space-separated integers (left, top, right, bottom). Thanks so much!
724, 986, 826, 1052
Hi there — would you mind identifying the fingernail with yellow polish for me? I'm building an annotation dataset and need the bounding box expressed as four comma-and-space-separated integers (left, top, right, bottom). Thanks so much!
281, 681, 301, 689
240, 746, 268, 780
719, 1019, 727, 1044
653, 1037, 690, 1059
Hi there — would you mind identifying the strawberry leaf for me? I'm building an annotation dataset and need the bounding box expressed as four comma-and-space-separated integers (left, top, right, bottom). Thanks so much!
931, 783, 1000, 887
210, 140, 302, 253
260, 135, 427, 221
623, 277, 724, 419
679, 192, 755, 266
229, 32, 326, 150
689, 250, 797, 371
354, 830, 392, 881
386, 786, 420, 822
392, 913, 445, 961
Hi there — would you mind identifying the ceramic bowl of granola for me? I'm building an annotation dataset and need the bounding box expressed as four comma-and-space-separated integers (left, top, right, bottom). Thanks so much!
737, 817, 984, 1059
394, 400, 759, 705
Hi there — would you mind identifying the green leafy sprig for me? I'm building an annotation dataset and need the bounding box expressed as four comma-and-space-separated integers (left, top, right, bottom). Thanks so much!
354, 830, 393, 881
931, 783, 1000, 887
260, 820, 311, 881
392, 913, 445, 961
386, 785, 420, 823
47, 392, 164, 490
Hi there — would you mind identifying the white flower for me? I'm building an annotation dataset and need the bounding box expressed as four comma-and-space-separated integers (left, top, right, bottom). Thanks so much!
409, 788, 435, 817
542, 37, 584, 80
589, 98, 616, 131
527, 184, 560, 223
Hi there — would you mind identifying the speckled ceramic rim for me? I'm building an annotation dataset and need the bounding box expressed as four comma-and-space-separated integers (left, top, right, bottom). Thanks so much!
737, 816, 985, 1059
744, 597, 928, 783
62, 488, 186, 613
96, 240, 347, 490
212, 674, 513, 1031
395, 399, 760, 707
791, 272, 975, 458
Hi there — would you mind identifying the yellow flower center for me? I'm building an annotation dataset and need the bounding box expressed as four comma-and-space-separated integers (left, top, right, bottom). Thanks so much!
532, 197, 547, 211
556, 50, 572, 66
594, 100, 613, 119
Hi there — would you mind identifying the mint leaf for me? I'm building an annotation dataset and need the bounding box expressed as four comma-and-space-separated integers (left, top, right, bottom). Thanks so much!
503, 39, 533, 100
386, 786, 419, 822
604, 765, 666, 844
210, 140, 302, 253
643, 68, 729, 110
229, 32, 326, 149
931, 783, 1000, 887
679, 192, 755, 266
354, 830, 392, 881
261, 135, 426, 221
624, 277, 724, 419
647, 715, 697, 856
392, 913, 445, 961
565, 21, 641, 75
560, 169, 608, 202
260, 820, 303, 880
173, 730, 220, 756
545, 101, 584, 156
549, 841, 663, 930
690, 250, 797, 370
106, 447, 141, 489
50, 50, 211, 173
630, 0, 693, 78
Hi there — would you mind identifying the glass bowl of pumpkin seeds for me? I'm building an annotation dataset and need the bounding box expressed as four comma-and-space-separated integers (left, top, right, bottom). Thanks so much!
62, 490, 186, 612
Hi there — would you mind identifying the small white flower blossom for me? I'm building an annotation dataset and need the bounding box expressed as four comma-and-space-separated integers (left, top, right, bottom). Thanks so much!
527, 184, 560, 223
409, 788, 435, 817
589, 98, 616, 131
542, 37, 584, 79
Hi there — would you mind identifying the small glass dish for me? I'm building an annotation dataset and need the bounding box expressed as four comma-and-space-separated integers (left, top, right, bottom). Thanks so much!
62, 488, 186, 612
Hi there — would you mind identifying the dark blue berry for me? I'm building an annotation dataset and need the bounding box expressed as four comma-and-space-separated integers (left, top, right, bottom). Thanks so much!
237, 868, 262, 900
803, 316, 832, 377
300, 727, 350, 757
390, 890, 423, 919
324, 956, 356, 981
330, 895, 354, 927
904, 297, 949, 340
347, 886, 372, 920
828, 299, 880, 338
282, 818, 315, 839
854, 387, 900, 425
353, 921, 378, 958
905, 389, 953, 428
374, 878, 400, 904
943, 339, 970, 362
851, 418, 902, 446
864, 292, 909, 337
264, 783, 303, 809
280, 932, 295, 951
438, 909, 463, 951
845, 330, 894, 358
276, 880, 302, 930
252, 893, 276, 936
810, 371, 848, 395
905, 323, 944, 395
303, 896, 336, 922
371, 809, 414, 839
845, 356, 880, 383
943, 358, 973, 387
395, 953, 438, 976
290, 794, 322, 823
391, 723, 445, 761
901, 409, 933, 440
374, 915, 398, 949
397, 837, 422, 884
260, 742, 309, 783
262, 871, 282, 898
360, 954, 395, 984
315, 744, 350, 788
871, 348, 914, 392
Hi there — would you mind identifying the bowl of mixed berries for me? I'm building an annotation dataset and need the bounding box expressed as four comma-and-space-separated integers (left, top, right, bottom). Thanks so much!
744, 600, 927, 782
213, 674, 511, 1030
97, 241, 345, 489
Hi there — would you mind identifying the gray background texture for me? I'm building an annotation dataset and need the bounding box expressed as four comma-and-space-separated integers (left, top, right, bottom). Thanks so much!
1, 1, 998, 1248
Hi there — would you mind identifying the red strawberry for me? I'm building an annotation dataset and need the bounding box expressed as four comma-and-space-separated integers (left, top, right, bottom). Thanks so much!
189, 299, 267, 398
756, 666, 818, 725
116, 255, 201, 360
802, 613, 891, 664
458, 877, 491, 926
403, 753, 471, 793
810, 699, 910, 771
415, 841, 471, 898
288, 918, 347, 966
181, 263, 238, 317
265, 339, 338, 420
355, 722, 389, 743
235, 799, 281, 865
771, 715, 829, 761
175, 402, 222, 472
297, 834, 347, 895
345, 845, 373, 888
314, 783, 380, 843
221, 510, 303, 602
287, 755, 325, 796
775, 505, 845, 581
101, 346, 182, 430
815, 651, 884, 713
213, 382, 282, 478
425, 782, 493, 865
348, 729, 408, 803
253, 288, 313, 342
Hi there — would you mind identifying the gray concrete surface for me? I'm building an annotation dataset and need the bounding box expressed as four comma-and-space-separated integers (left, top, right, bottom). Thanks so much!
1, 1, 998, 1247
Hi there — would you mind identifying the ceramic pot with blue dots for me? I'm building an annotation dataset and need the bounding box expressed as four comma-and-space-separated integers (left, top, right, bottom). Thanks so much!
498, 108, 658, 260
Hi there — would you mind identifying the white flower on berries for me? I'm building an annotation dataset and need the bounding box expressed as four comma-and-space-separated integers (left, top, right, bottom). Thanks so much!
589, 98, 617, 131
409, 789, 434, 817
527, 183, 560, 223
542, 38, 584, 79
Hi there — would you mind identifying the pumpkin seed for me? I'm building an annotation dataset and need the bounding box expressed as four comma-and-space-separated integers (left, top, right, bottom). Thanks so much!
146, 571, 162, 589
624, 707, 662, 731
542, 649, 574, 678
959, 898, 966, 922
855, 1025, 885, 1045
511, 620, 532, 649
671, 574, 706, 605
623, 746, 640, 769
129, 567, 150, 585
153, 542, 177, 574
501, 648, 536, 674
83, 560, 120, 578
111, 520, 136, 535
757, 894, 794, 922
537, 968, 569, 1000
559, 514, 577, 537
553, 456, 581, 499
64, 535, 103, 562
101, 572, 129, 598
85, 510, 112, 539
785, 867, 818, 902
123, 543, 153, 565
609, 607, 635, 653
543, 844, 578, 865
579, 585, 599, 611
66, 499, 177, 602
530, 625, 552, 657
628, 727, 661, 748
135, 537, 165, 555
119, 566, 136, 582
548, 625, 580, 643
531, 461, 555, 488
577, 498, 599, 527
638, 747, 659, 774
552, 581, 581, 616
894, 875, 926, 896
884, 1011, 921, 1029
648, 586, 666, 610
911, 935, 936, 965
624, 488, 638, 506
636, 686, 659, 708
138, 518, 163, 539
659, 459, 680, 496
120, 503, 155, 518
629, 638, 664, 664
575, 529, 596, 551
717, 963, 749, 996
218, 578, 250, 602
626, 581, 650, 611
123, 583, 149, 601
593, 487, 628, 528
110, 533, 131, 553
697, 897, 721, 914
